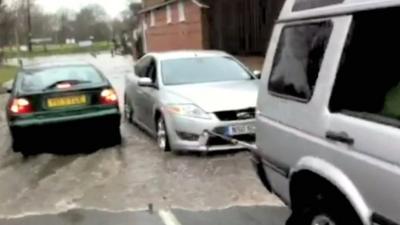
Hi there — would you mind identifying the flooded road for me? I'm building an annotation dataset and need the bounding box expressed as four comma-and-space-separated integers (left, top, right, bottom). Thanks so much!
0, 54, 285, 224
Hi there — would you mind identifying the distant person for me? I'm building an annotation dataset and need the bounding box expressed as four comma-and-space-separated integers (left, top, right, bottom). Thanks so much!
0, 48, 4, 65
111, 38, 117, 57
120, 32, 130, 55
133, 29, 144, 60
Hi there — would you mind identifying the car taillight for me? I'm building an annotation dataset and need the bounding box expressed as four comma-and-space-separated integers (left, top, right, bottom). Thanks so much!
9, 98, 33, 115
100, 89, 118, 105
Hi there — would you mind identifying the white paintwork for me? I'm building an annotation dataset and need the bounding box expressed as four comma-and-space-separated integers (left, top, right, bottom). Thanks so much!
178, 0, 186, 22
280, 0, 400, 22
158, 210, 183, 225
256, 1, 400, 224
166, 5, 172, 24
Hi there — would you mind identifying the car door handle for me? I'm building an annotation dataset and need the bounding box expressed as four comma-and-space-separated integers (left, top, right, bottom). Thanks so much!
326, 131, 354, 145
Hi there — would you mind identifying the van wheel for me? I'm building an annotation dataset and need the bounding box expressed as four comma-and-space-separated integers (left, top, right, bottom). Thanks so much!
286, 188, 362, 225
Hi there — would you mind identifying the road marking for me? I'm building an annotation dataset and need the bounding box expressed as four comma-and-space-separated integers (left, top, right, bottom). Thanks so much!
158, 210, 183, 225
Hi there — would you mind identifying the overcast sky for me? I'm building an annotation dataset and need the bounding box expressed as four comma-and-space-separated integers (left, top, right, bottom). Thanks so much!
34, 0, 141, 18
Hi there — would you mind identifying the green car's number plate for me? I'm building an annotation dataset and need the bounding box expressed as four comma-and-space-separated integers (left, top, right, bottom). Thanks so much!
47, 95, 87, 108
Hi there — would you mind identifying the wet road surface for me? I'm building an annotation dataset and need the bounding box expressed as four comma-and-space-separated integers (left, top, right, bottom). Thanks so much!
0, 206, 289, 225
0, 53, 286, 224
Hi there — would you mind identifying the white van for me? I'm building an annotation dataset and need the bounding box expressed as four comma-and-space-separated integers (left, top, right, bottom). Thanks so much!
253, 0, 400, 225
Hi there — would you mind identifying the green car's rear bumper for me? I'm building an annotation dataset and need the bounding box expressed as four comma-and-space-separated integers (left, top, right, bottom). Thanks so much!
8, 106, 121, 151
9, 106, 120, 128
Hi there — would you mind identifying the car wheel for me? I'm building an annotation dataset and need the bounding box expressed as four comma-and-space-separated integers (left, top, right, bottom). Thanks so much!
286, 188, 362, 225
156, 116, 171, 152
124, 95, 133, 124
13, 141, 34, 157
110, 127, 122, 146
12, 140, 22, 153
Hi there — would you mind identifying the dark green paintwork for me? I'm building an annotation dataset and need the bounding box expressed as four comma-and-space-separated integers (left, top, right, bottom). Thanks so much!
10, 107, 119, 128
7, 65, 120, 131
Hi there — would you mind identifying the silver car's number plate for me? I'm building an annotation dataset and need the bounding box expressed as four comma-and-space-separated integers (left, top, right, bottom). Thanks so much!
226, 125, 255, 136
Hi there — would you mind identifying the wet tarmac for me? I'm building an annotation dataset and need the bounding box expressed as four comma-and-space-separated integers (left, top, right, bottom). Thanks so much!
0, 206, 289, 225
0, 53, 285, 224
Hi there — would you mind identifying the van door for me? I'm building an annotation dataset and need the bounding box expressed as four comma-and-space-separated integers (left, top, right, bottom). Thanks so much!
328, 7, 400, 224
256, 16, 341, 202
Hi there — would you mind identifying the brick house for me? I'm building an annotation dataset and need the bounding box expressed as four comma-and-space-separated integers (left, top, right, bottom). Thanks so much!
139, 0, 284, 56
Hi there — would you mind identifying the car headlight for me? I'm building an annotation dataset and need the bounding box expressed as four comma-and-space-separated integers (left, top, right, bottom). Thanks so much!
165, 104, 212, 119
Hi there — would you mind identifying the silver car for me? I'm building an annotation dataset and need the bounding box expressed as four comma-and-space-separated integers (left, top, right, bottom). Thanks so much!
124, 50, 260, 152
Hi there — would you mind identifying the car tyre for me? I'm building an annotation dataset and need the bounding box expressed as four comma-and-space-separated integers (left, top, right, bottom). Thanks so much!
286, 186, 362, 225
111, 128, 122, 146
13, 139, 34, 157
124, 95, 133, 124
156, 115, 171, 152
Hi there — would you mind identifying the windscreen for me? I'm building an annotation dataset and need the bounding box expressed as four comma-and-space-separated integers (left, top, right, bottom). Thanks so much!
20, 65, 105, 92
161, 57, 253, 85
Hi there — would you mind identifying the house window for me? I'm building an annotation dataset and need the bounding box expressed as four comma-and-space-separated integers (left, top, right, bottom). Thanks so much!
178, 0, 186, 22
268, 21, 333, 102
150, 11, 155, 26
166, 5, 172, 24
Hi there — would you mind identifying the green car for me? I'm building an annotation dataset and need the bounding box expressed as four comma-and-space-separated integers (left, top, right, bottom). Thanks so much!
6, 62, 121, 155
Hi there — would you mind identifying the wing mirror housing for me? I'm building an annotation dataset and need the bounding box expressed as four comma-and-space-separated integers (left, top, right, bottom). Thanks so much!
138, 77, 156, 88
253, 70, 261, 79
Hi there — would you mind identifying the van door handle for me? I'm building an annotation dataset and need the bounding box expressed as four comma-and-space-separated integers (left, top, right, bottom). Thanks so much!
326, 131, 354, 145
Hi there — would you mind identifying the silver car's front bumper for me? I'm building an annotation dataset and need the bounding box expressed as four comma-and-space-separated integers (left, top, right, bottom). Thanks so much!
163, 111, 255, 152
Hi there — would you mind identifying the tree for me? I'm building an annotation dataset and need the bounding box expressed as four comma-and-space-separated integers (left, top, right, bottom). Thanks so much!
73, 4, 111, 41
0, 0, 17, 47
31, 7, 56, 39
55, 8, 75, 44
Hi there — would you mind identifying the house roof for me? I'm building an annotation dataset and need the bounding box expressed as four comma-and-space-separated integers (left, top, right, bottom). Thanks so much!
139, 0, 208, 14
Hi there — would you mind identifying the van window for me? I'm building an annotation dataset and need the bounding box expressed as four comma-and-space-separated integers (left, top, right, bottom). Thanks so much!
293, 0, 343, 11
268, 21, 332, 101
330, 7, 400, 128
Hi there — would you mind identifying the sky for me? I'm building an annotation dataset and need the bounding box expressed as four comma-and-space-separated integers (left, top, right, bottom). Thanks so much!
33, 0, 141, 18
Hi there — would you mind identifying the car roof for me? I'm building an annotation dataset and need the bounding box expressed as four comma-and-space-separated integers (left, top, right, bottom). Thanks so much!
148, 50, 230, 61
279, 0, 400, 23
22, 61, 94, 71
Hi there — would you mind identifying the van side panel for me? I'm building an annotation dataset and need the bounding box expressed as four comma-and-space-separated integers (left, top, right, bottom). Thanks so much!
257, 12, 400, 224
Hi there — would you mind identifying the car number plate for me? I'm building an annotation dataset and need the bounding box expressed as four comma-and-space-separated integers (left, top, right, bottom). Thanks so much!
226, 124, 256, 136
47, 95, 87, 108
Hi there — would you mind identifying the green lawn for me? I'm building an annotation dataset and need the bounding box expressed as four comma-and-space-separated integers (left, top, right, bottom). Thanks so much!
0, 65, 18, 85
4, 41, 111, 59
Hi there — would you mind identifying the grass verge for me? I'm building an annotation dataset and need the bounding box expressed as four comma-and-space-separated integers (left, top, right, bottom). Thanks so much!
4, 41, 111, 59
0, 65, 18, 85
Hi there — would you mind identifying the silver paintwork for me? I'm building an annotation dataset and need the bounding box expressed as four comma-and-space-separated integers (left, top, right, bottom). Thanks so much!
256, 1, 400, 225
125, 50, 259, 152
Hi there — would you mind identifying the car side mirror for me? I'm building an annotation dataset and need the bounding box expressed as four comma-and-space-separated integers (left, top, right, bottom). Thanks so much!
138, 77, 155, 88
253, 70, 261, 79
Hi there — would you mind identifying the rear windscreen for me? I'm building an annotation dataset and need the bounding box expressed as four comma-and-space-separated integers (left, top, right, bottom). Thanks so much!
20, 66, 105, 92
